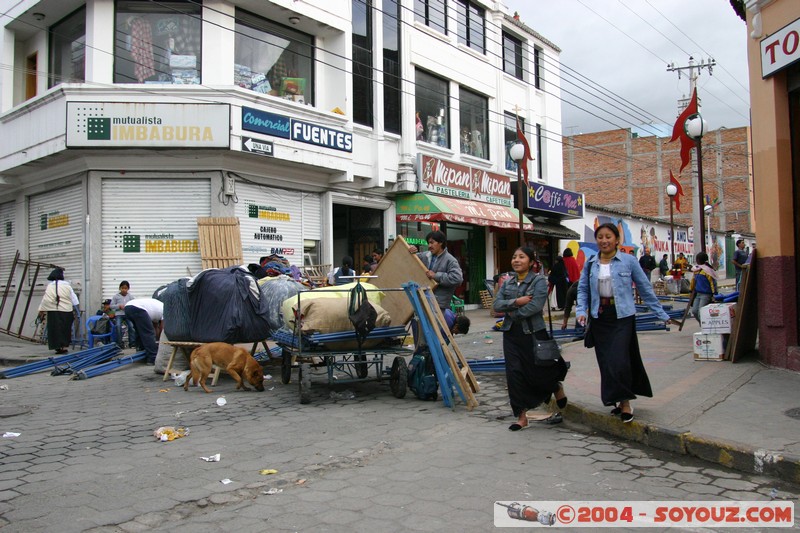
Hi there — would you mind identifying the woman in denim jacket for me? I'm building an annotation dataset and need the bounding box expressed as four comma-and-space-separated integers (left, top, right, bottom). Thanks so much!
494, 247, 568, 431
577, 223, 677, 423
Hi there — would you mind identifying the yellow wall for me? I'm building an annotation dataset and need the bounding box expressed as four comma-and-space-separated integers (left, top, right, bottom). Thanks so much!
746, 1, 800, 257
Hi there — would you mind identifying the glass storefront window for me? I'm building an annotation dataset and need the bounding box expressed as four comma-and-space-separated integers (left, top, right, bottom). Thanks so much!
234, 10, 315, 105
415, 70, 449, 148
459, 87, 488, 159
49, 7, 85, 88
504, 113, 524, 172
114, 0, 202, 84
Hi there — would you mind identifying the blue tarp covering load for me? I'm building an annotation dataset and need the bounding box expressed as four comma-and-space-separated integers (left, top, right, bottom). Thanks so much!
158, 277, 192, 341
259, 277, 308, 333
188, 266, 272, 343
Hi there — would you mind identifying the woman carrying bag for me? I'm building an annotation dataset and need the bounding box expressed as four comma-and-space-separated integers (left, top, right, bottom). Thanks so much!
494, 247, 569, 431
37, 267, 80, 354
576, 223, 678, 423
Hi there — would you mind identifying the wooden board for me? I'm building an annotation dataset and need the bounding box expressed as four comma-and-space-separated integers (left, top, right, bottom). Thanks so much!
417, 286, 478, 410
422, 287, 480, 395
727, 251, 758, 363
372, 236, 436, 326
197, 217, 243, 270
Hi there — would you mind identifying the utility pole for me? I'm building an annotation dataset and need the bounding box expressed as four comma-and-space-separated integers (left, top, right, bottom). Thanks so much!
667, 56, 715, 255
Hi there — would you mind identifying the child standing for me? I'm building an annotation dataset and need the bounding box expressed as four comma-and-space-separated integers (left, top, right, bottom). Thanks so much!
111, 281, 136, 348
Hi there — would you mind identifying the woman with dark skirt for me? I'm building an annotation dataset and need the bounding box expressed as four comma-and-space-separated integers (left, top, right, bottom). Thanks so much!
494, 247, 569, 431
548, 255, 568, 310
37, 268, 80, 355
576, 223, 678, 423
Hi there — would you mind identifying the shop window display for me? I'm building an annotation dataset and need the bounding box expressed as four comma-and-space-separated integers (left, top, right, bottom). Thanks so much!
459, 87, 488, 159
114, 0, 202, 84
235, 10, 315, 105
415, 70, 449, 148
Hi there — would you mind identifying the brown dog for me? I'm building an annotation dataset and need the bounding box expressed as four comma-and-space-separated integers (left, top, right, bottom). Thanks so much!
184, 342, 264, 393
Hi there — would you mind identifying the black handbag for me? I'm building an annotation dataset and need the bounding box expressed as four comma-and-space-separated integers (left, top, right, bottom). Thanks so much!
528, 302, 561, 367
348, 283, 377, 343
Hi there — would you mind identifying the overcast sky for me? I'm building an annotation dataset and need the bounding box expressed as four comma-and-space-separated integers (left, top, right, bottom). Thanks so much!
504, 0, 751, 136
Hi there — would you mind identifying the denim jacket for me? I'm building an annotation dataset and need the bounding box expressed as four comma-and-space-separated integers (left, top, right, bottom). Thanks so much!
493, 272, 548, 333
576, 252, 670, 321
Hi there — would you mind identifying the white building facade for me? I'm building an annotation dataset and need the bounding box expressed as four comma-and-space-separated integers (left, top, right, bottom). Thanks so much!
0, 0, 563, 324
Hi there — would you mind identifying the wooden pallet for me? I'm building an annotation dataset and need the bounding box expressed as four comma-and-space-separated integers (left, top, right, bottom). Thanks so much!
197, 217, 243, 270
479, 289, 493, 309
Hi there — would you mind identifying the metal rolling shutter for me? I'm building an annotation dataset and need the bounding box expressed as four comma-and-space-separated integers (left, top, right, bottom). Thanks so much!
29, 184, 85, 290
101, 179, 210, 300
0, 201, 15, 287
301, 192, 321, 241
236, 182, 319, 267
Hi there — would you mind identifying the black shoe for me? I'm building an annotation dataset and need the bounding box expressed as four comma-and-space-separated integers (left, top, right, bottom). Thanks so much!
543, 413, 563, 425
556, 396, 568, 409
610, 404, 622, 416
621, 407, 634, 423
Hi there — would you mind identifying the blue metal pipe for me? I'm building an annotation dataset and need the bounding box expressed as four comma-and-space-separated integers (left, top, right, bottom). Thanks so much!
72, 351, 146, 380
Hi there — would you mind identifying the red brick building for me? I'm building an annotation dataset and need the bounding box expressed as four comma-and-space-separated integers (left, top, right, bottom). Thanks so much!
562, 127, 754, 237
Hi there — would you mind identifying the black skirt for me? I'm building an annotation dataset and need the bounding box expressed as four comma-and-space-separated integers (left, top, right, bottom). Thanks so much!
46, 311, 73, 350
503, 321, 568, 418
591, 305, 652, 406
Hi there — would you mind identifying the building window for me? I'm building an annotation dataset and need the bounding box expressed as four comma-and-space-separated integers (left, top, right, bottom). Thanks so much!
504, 113, 524, 172
502, 31, 523, 80
536, 123, 543, 180
414, 0, 447, 34
234, 10, 315, 105
415, 70, 449, 148
459, 88, 488, 159
114, 0, 202, 84
49, 7, 85, 88
534, 45, 543, 89
455, 1, 485, 54
383, 0, 402, 134
353, 0, 373, 127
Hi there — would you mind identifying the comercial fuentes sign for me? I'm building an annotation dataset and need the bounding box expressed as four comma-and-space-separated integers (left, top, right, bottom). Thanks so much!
66, 102, 230, 148
241, 106, 353, 153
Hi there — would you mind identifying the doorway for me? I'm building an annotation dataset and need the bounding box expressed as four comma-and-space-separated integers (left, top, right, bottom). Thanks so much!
332, 204, 384, 272
26, 53, 37, 100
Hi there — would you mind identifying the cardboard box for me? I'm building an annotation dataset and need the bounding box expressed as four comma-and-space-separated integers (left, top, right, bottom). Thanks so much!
700, 303, 736, 334
693, 332, 728, 361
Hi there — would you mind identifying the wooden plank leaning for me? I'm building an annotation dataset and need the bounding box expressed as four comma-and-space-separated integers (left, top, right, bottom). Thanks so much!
416, 286, 478, 410
678, 289, 696, 332
421, 288, 480, 394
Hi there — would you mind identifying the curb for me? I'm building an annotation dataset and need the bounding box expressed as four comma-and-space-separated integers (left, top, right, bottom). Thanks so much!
565, 402, 800, 485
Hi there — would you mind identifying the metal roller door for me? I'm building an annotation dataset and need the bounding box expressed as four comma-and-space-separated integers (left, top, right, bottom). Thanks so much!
101, 179, 211, 299
29, 184, 85, 290
0, 201, 15, 287
235, 182, 320, 267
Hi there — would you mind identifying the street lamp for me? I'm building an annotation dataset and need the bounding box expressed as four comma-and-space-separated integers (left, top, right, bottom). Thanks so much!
666, 183, 678, 268
704, 204, 713, 252
685, 114, 708, 254
509, 142, 526, 246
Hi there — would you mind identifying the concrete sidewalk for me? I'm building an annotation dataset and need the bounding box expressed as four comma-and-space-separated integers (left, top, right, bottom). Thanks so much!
457, 305, 800, 485
2, 303, 798, 486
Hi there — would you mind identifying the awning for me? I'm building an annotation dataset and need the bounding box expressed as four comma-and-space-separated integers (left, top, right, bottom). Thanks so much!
529, 221, 580, 240
396, 193, 533, 230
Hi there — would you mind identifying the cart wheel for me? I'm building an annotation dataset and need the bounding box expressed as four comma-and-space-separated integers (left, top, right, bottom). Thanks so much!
390, 356, 408, 399
299, 363, 311, 404
355, 353, 369, 379
281, 350, 292, 384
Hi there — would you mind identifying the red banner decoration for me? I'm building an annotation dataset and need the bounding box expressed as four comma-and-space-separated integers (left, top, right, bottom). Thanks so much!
669, 88, 698, 173
669, 170, 685, 212
515, 116, 533, 185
